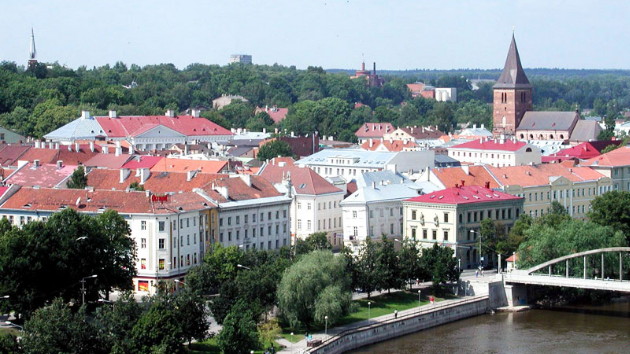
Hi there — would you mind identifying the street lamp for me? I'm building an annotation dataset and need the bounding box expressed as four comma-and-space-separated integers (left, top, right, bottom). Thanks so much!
418, 290, 421, 304
471, 230, 482, 267
367, 301, 371, 319
0, 295, 8, 299
324, 315, 328, 336
80, 274, 98, 305
237, 264, 251, 270
4, 321, 22, 331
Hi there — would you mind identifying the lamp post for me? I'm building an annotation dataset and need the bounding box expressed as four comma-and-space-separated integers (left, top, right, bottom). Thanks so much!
80, 274, 98, 305
324, 315, 328, 336
418, 290, 421, 304
237, 264, 251, 270
4, 321, 23, 331
367, 301, 371, 319
471, 230, 482, 267
0, 295, 8, 299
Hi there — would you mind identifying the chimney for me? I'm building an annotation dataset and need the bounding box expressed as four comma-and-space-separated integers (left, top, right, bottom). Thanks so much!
108, 110, 117, 118
34, 159, 40, 167
56, 160, 63, 169
191, 109, 200, 118
373, 62, 376, 75
214, 184, 229, 199
55, 143, 59, 149
369, 139, 373, 148
103, 146, 109, 154
240, 174, 252, 187
119, 168, 130, 183
81, 111, 90, 120
165, 109, 176, 117
139, 168, 150, 184
184, 144, 189, 155
67, 144, 72, 151
481, 124, 485, 129
186, 170, 197, 182
485, 181, 490, 189
115, 141, 122, 156
461, 180, 465, 187
372, 181, 376, 189
89, 141, 95, 152
34, 140, 40, 148
462, 165, 470, 175
75, 142, 80, 152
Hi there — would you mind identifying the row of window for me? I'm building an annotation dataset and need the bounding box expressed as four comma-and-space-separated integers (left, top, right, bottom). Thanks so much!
451, 151, 514, 160
297, 217, 342, 231
517, 186, 608, 202
220, 210, 286, 226
139, 253, 199, 271
410, 228, 448, 241
220, 223, 288, 242
352, 223, 403, 237
462, 208, 518, 223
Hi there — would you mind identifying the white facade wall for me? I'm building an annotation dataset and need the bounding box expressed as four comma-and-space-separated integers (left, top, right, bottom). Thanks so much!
217, 199, 291, 251
342, 200, 405, 244
292, 193, 344, 247
448, 146, 541, 167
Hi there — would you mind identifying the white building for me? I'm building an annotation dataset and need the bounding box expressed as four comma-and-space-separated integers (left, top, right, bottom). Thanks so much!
435, 88, 457, 102
296, 149, 435, 183
229, 54, 252, 64
341, 171, 440, 253
448, 137, 541, 167
258, 157, 345, 248
0, 187, 213, 294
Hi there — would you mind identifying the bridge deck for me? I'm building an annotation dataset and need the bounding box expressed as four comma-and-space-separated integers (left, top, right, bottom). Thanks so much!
504, 272, 630, 292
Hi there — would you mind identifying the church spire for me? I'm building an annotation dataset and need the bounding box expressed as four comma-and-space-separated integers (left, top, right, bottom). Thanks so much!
493, 34, 531, 89
29, 28, 36, 60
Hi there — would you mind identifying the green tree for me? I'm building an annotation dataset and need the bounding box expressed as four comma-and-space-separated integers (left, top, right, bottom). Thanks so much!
295, 232, 332, 255
588, 191, 630, 245
257, 140, 293, 161
354, 237, 380, 298
93, 293, 143, 354
217, 300, 260, 354
67, 165, 87, 189
21, 299, 105, 354
397, 239, 426, 288
0, 332, 20, 354
421, 244, 459, 290
174, 289, 209, 346
131, 294, 186, 354
277, 250, 351, 329
375, 236, 404, 292
129, 181, 144, 191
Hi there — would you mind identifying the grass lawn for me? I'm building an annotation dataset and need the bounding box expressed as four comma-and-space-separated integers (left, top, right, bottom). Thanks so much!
187, 336, 285, 353
336, 291, 434, 326
279, 332, 304, 343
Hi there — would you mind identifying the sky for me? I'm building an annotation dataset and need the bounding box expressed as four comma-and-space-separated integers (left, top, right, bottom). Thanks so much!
1, 0, 629, 70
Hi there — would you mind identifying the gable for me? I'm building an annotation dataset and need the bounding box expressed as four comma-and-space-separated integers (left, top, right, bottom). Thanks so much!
132, 125, 185, 138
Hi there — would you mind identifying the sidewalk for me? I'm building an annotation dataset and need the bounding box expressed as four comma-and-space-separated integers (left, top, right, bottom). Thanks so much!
277, 295, 477, 354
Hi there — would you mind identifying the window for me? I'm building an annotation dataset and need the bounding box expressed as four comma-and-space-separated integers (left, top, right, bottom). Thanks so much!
228, 232, 232, 241
276, 211, 279, 219
180, 219, 183, 228
187, 235, 190, 245
307, 220, 311, 230
260, 213, 264, 221
268, 212, 272, 220
253, 213, 257, 222
353, 226, 358, 236
276, 225, 279, 234
352, 211, 357, 218
283, 210, 287, 218
186, 218, 190, 227
236, 216, 240, 224
253, 228, 256, 238
432, 230, 437, 240
297, 202, 302, 210
220, 233, 224, 242
220, 218, 223, 226
140, 258, 146, 269
236, 230, 240, 240
307, 203, 311, 210
173, 237, 176, 248
390, 208, 393, 216
423, 229, 428, 239
411, 228, 417, 239
158, 221, 165, 232
444, 213, 449, 223
260, 227, 264, 236
390, 224, 394, 234
443, 230, 449, 241
297, 219, 302, 230
158, 238, 165, 249
159, 259, 165, 270
141, 238, 147, 249
228, 217, 232, 225
141, 221, 147, 230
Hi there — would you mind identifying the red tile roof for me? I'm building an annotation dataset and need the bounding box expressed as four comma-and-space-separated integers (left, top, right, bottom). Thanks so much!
259, 157, 342, 195
1, 187, 213, 214
397, 126, 444, 139
546, 142, 604, 161
360, 139, 418, 152
0, 145, 31, 167
486, 164, 606, 186
450, 139, 527, 152
17, 146, 101, 167
150, 158, 228, 174
122, 156, 164, 169
4, 162, 77, 188
355, 123, 395, 138
431, 166, 500, 189
95, 115, 232, 138
86, 169, 227, 193
255, 107, 288, 124
406, 185, 522, 205
200, 175, 282, 203
580, 146, 630, 168
84, 154, 133, 169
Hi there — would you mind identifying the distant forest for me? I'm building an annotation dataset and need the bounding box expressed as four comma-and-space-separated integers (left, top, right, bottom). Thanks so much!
1, 61, 629, 142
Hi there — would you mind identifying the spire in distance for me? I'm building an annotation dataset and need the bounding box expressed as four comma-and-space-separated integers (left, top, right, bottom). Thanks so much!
29, 28, 37, 60
493, 34, 531, 89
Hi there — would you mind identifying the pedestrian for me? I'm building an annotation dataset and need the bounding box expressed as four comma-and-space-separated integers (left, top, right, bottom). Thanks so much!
481, 269, 485, 277
394, 310, 398, 319
475, 269, 479, 278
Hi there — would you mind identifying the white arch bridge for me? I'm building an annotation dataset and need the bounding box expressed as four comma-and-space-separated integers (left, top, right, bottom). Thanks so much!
503, 247, 630, 293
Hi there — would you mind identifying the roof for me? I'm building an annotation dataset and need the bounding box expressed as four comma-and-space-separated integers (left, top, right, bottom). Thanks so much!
355, 170, 407, 188
570, 120, 602, 142
0, 187, 213, 214
150, 158, 228, 174
255, 107, 288, 124
43, 115, 106, 141
406, 83, 426, 93
355, 123, 395, 138
4, 162, 77, 188
486, 164, 606, 187
84, 154, 133, 169
96, 115, 232, 138
397, 126, 444, 139
581, 146, 630, 168
449, 139, 527, 152
0, 145, 30, 167
493, 35, 532, 89
259, 157, 342, 195
360, 139, 418, 152
406, 185, 522, 205
431, 166, 500, 189
546, 142, 614, 161
199, 175, 283, 203
296, 148, 397, 168
86, 169, 227, 193
121, 156, 164, 169
343, 181, 432, 205
517, 111, 579, 131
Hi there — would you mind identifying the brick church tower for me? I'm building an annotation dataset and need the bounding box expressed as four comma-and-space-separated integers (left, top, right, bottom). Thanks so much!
492, 35, 532, 137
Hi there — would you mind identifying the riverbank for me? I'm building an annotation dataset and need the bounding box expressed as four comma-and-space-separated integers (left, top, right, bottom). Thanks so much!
278, 295, 489, 354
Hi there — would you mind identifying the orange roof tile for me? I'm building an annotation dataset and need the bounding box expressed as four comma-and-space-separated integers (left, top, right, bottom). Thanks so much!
259, 157, 342, 195
86, 169, 227, 193
431, 166, 500, 189
360, 139, 418, 152
581, 146, 630, 168
150, 158, 228, 174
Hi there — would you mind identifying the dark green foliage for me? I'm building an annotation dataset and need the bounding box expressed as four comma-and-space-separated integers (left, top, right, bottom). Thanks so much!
67, 165, 87, 189
588, 191, 630, 245
0, 208, 136, 318
217, 300, 260, 354
128, 181, 144, 191
93, 293, 143, 353
421, 244, 460, 289
295, 232, 332, 255
0, 332, 20, 354
257, 140, 293, 161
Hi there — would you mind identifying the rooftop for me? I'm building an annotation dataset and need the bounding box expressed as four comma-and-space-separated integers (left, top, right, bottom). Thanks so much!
406, 185, 522, 205
259, 157, 342, 195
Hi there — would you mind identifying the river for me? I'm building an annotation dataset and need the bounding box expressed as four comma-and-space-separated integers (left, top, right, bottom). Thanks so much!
352, 300, 630, 354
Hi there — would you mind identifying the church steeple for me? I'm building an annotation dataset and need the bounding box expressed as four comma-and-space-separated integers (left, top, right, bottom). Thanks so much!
492, 34, 533, 137
494, 34, 531, 89
28, 28, 38, 70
